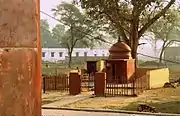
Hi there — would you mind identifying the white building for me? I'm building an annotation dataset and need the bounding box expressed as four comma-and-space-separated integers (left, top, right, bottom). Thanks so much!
42, 48, 109, 62
42, 46, 161, 62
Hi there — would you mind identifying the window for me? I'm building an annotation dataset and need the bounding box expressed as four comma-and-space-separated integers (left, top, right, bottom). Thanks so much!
84, 52, 87, 57
42, 52, 46, 57
51, 52, 55, 57
76, 52, 79, 57
59, 52, 63, 57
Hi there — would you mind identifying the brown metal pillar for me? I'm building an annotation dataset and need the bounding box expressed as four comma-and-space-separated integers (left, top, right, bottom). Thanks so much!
69, 73, 81, 95
0, 0, 41, 116
94, 72, 106, 96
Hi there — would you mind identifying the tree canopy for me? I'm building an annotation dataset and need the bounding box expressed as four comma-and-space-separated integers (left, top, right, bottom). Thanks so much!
52, 2, 100, 67
148, 9, 180, 63
74, 0, 177, 59
40, 19, 60, 48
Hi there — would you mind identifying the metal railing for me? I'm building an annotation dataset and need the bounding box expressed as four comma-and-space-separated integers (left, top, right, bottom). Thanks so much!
42, 75, 69, 93
105, 75, 149, 97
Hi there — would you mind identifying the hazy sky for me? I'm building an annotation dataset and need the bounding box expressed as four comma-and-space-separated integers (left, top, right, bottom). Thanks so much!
40, 0, 71, 28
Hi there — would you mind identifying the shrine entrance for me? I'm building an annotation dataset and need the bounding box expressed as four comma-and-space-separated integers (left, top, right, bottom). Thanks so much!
81, 74, 94, 92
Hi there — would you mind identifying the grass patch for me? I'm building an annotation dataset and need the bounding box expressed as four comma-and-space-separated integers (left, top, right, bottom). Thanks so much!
104, 101, 180, 114
64, 88, 180, 114
41, 62, 83, 75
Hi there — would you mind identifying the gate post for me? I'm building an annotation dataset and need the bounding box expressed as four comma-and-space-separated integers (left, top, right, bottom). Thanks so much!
94, 72, 106, 96
69, 73, 81, 95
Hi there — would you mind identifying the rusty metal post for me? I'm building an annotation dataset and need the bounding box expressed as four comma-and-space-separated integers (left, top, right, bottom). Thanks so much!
69, 73, 81, 95
94, 72, 106, 96
0, 0, 41, 116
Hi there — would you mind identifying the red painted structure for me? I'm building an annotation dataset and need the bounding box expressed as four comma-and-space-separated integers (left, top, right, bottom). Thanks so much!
109, 41, 132, 59
0, 0, 41, 115
105, 41, 135, 83
69, 73, 81, 95
94, 73, 106, 96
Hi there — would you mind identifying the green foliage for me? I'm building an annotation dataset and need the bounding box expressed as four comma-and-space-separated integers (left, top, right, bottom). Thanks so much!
52, 24, 65, 41
74, 0, 176, 59
148, 9, 180, 63
149, 9, 180, 42
51, 2, 100, 67
40, 19, 60, 48
52, 2, 98, 49
75, 0, 176, 41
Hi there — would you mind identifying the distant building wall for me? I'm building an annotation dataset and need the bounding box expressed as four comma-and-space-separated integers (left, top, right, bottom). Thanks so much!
42, 46, 161, 62
42, 48, 109, 62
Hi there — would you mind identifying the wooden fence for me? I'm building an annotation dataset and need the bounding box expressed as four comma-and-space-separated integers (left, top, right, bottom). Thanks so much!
42, 75, 69, 93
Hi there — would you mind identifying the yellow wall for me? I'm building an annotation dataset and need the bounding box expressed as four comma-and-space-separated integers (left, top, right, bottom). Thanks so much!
148, 68, 169, 89
96, 60, 105, 72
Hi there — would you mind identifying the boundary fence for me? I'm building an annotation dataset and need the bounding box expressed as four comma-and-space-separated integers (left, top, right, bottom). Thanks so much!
105, 75, 149, 97
42, 75, 69, 93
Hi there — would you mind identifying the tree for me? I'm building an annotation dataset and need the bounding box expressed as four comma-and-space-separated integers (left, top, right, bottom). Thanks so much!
74, 0, 176, 61
143, 34, 159, 57
52, 24, 65, 43
149, 9, 180, 63
52, 2, 99, 68
40, 19, 60, 48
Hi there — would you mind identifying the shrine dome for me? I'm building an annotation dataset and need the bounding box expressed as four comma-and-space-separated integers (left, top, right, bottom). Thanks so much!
109, 41, 132, 59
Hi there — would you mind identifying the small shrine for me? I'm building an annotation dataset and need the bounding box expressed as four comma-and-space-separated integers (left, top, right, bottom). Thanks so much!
105, 41, 135, 83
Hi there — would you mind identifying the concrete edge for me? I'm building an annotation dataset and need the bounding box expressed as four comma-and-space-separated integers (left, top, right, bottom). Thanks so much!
42, 107, 180, 116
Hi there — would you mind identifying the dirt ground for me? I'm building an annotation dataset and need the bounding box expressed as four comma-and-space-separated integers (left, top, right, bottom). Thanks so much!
42, 92, 69, 105
42, 109, 146, 116
63, 87, 180, 114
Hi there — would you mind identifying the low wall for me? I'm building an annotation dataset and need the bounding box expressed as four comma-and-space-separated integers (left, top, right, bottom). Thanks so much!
148, 68, 169, 89
136, 68, 169, 89
136, 68, 160, 78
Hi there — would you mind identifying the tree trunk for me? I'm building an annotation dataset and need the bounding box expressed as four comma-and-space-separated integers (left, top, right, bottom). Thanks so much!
130, 5, 140, 68
130, 23, 139, 68
159, 41, 166, 63
118, 35, 121, 42
68, 51, 72, 68
131, 37, 139, 68
131, 39, 139, 60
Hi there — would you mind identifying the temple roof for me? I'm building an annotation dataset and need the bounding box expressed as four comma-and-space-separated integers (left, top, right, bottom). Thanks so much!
109, 41, 131, 53
109, 41, 132, 59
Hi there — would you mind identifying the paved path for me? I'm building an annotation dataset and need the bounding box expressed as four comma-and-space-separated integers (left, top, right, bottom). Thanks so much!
42, 93, 93, 108
42, 109, 149, 116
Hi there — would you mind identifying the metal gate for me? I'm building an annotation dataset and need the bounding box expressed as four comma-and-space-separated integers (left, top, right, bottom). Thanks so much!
81, 74, 94, 92
105, 76, 136, 97
105, 75, 149, 97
